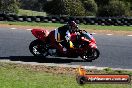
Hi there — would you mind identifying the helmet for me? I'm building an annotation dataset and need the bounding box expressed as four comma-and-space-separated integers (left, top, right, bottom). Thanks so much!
67, 21, 78, 32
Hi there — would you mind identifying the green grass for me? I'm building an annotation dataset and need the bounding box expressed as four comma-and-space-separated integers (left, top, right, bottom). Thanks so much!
0, 21, 63, 27
81, 24, 132, 31
0, 21, 132, 31
0, 62, 131, 88
18, 9, 47, 16
103, 68, 132, 75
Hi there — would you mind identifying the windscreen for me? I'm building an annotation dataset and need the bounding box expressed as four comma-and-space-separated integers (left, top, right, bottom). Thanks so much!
82, 32, 93, 40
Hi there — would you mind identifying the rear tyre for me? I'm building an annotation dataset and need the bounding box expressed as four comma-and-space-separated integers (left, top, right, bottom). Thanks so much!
29, 39, 48, 57
81, 48, 100, 62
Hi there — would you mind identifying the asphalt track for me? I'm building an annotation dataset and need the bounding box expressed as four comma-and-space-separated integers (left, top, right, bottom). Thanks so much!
0, 27, 132, 70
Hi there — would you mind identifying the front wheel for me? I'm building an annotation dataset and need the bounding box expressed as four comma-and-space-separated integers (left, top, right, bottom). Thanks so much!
81, 48, 100, 62
29, 39, 48, 57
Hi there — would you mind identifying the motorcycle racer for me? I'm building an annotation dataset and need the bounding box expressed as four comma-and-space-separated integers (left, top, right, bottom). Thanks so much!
29, 22, 100, 61
47, 20, 79, 54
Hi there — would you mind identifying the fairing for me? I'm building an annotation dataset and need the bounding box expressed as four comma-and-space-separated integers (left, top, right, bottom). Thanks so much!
31, 29, 49, 41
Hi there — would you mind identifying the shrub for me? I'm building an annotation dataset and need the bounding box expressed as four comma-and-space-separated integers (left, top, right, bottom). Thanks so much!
44, 0, 86, 16
43, 0, 65, 15
97, 0, 131, 17
95, 0, 110, 7
0, 0, 19, 14
81, 0, 98, 16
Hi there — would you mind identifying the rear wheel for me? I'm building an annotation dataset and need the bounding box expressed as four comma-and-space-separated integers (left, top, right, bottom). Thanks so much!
81, 48, 100, 62
29, 39, 48, 57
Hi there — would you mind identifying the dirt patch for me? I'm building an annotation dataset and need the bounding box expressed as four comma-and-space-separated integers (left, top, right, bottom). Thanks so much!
1, 24, 132, 36
1, 62, 104, 75
0, 24, 55, 30
3, 62, 129, 75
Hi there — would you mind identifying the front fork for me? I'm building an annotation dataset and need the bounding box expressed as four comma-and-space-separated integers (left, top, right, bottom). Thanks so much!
81, 42, 98, 56
89, 42, 97, 49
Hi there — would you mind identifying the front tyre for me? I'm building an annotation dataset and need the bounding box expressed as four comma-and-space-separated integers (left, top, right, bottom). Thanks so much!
81, 48, 100, 62
29, 39, 48, 57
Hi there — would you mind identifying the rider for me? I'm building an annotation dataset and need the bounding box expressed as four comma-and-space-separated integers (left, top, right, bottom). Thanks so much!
47, 20, 79, 54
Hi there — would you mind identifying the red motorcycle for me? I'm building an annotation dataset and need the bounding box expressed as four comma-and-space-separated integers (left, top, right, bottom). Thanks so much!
29, 28, 100, 61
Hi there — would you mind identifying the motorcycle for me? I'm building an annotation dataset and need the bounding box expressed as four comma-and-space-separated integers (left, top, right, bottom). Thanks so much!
29, 28, 100, 62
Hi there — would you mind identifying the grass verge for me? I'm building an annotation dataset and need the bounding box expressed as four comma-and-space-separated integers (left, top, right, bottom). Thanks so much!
0, 62, 131, 88
0, 21, 132, 31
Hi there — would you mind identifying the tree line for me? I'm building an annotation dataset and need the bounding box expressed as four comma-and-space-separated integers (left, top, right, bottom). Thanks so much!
0, 0, 132, 17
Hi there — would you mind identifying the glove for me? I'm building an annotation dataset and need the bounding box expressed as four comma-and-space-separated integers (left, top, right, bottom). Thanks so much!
65, 35, 70, 42
65, 30, 71, 42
